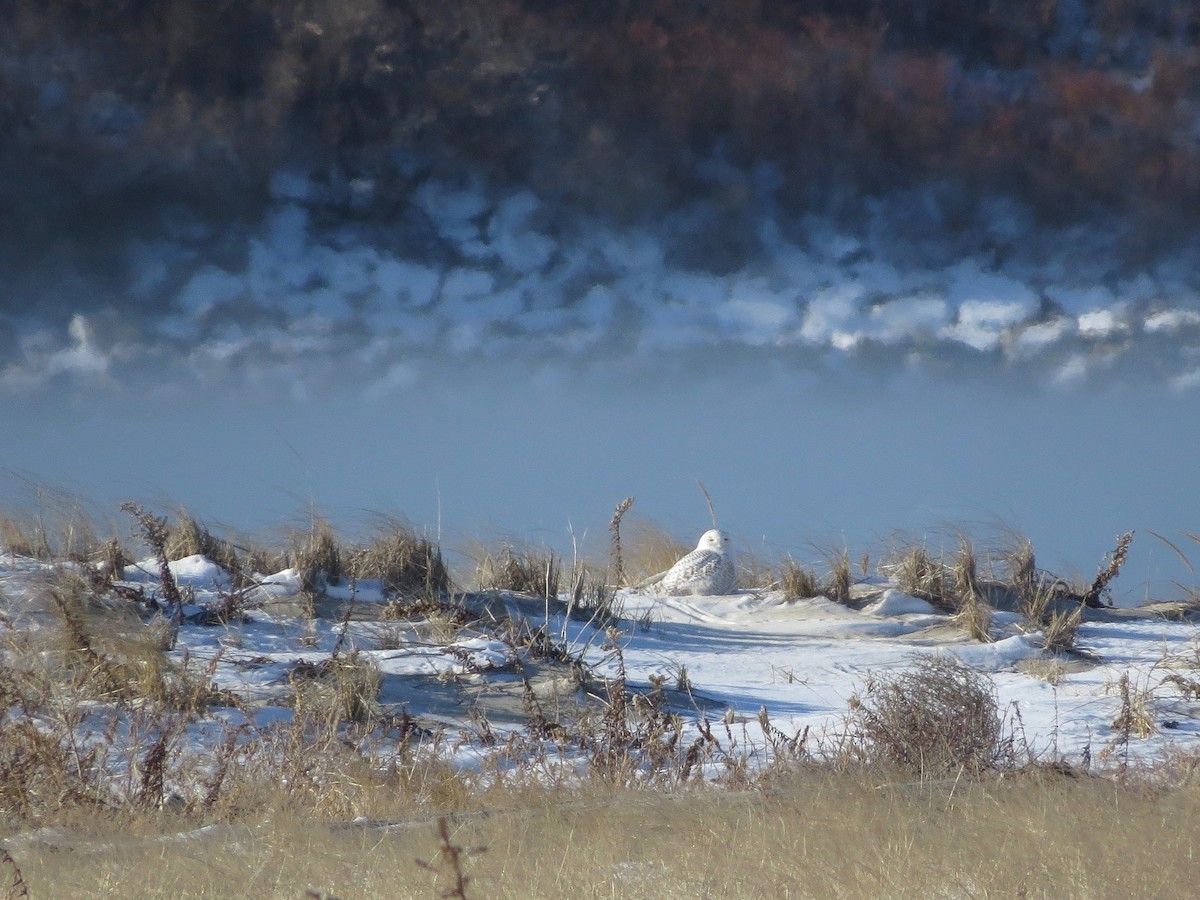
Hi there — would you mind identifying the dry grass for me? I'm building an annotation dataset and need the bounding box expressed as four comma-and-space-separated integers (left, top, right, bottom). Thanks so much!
9, 573, 224, 713
161, 510, 275, 587
1013, 570, 1084, 655
950, 534, 980, 602
163, 510, 239, 569
289, 651, 383, 726
286, 518, 344, 593
1108, 671, 1157, 742
1158, 638, 1200, 701
846, 655, 1004, 776
953, 595, 994, 643
473, 542, 561, 599
888, 534, 994, 615
347, 521, 450, 599
6, 773, 1200, 898
618, 520, 690, 585
1005, 535, 1038, 601
825, 549, 853, 604
564, 564, 618, 619
778, 557, 821, 599
776, 549, 854, 603
0, 581, 458, 829
735, 545, 775, 591
0, 491, 114, 564
1021, 657, 1069, 684
1041, 604, 1084, 655
889, 542, 951, 608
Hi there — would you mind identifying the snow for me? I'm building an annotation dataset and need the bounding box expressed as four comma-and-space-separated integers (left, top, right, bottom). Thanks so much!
862, 589, 939, 616
4, 549, 1200, 786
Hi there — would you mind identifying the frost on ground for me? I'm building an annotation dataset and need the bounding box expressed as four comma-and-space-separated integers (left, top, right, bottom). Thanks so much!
3, 524, 1200, 827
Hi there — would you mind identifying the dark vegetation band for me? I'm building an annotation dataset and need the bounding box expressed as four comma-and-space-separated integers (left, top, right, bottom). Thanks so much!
4, 0, 1200, 235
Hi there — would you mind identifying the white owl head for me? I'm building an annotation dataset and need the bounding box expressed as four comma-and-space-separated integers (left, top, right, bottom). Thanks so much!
697, 529, 732, 553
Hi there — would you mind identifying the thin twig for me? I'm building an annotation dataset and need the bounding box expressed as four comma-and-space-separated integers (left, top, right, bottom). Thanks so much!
697, 481, 717, 528
609, 497, 634, 588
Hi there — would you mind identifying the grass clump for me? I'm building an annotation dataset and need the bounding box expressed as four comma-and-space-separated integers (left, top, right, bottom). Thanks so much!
847, 655, 1004, 776
1109, 671, 1156, 742
890, 543, 951, 608
953, 596, 994, 643
883, 534, 1001, 640
290, 651, 383, 726
162, 509, 271, 586
1005, 535, 1038, 600
38, 573, 225, 711
778, 557, 821, 599
347, 522, 450, 599
0, 513, 51, 560
777, 550, 853, 604
564, 564, 618, 619
1040, 603, 1084, 655
474, 543, 561, 599
286, 519, 344, 593
825, 549, 853, 604
1006, 539, 1076, 650
0, 490, 112, 564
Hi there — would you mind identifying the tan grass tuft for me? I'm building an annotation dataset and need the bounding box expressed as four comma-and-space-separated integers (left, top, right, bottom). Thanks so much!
286, 518, 344, 593
1005, 535, 1038, 599
890, 543, 950, 608
825, 549, 853, 605
950, 535, 980, 604
290, 651, 382, 726
778, 557, 821, 599
347, 522, 450, 599
474, 543, 561, 599
954, 596, 994, 643
0, 490, 112, 563
1041, 603, 1084, 655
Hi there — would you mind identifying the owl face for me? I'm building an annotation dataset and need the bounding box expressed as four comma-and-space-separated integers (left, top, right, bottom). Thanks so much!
698, 529, 732, 553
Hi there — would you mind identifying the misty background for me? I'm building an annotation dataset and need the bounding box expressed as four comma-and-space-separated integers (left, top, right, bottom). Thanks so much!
2, 1, 1199, 601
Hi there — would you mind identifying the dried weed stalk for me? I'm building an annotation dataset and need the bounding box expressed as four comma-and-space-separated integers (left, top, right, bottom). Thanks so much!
120, 502, 181, 606
416, 817, 485, 900
1081, 531, 1134, 608
609, 497, 634, 587
0, 847, 28, 899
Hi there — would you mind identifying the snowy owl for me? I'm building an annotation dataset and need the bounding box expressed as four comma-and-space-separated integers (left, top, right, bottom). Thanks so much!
657, 529, 737, 596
